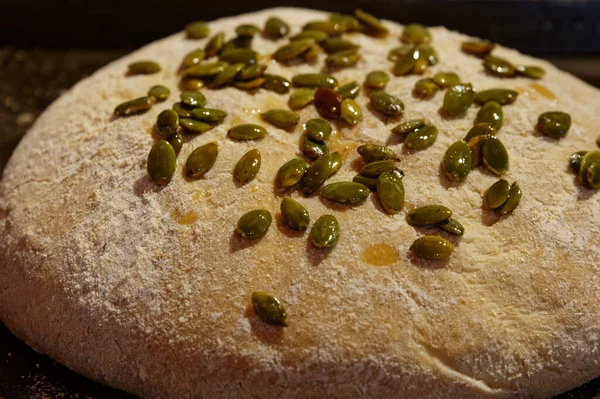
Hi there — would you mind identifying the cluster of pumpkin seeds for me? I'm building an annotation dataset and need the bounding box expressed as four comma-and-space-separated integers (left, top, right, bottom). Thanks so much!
114, 81, 172, 117
388, 24, 438, 77
570, 150, 600, 189
406, 205, 464, 259
483, 179, 522, 215
392, 119, 438, 150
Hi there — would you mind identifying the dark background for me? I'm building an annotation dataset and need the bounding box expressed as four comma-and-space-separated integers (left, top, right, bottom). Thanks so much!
1, 1, 600, 397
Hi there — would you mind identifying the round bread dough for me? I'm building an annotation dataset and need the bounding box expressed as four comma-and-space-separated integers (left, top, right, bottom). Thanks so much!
1, 7, 600, 399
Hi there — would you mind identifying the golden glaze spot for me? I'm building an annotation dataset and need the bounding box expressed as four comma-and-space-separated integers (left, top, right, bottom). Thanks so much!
171, 210, 200, 225
361, 243, 399, 266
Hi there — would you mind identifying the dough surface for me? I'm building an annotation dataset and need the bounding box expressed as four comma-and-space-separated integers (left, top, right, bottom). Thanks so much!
1, 7, 600, 399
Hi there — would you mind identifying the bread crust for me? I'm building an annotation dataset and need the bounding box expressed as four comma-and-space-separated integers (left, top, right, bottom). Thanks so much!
1, 7, 600, 398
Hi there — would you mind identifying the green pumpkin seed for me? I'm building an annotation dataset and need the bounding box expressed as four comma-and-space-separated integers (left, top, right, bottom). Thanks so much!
148, 85, 170, 101
277, 158, 307, 187
179, 118, 212, 134
280, 198, 310, 231
516, 65, 545, 79
234, 77, 266, 90
405, 124, 438, 150
180, 78, 205, 91
155, 109, 179, 138
369, 91, 404, 117
376, 170, 405, 214
417, 44, 439, 66
264, 16, 290, 39
341, 99, 362, 126
228, 124, 268, 140
172, 102, 192, 118
314, 88, 342, 119
475, 101, 503, 130
433, 72, 460, 88
352, 174, 378, 191
401, 24, 431, 44
461, 39, 495, 57
234, 149, 261, 182
474, 88, 519, 105
570, 151, 588, 174
578, 151, 600, 185
185, 142, 218, 178
310, 214, 340, 248
336, 81, 360, 99
406, 205, 452, 226
166, 133, 183, 156
330, 152, 343, 175
237, 64, 267, 81
302, 20, 344, 36
483, 179, 510, 210
209, 63, 245, 88
326, 49, 360, 68
467, 134, 492, 169
412, 58, 428, 75
587, 163, 600, 188
147, 140, 176, 186
290, 30, 329, 42
483, 55, 517, 77
495, 182, 522, 215
186, 21, 210, 39
273, 39, 315, 62
443, 140, 472, 181
261, 109, 299, 129
180, 91, 206, 108
362, 159, 397, 177
357, 144, 397, 162
237, 210, 272, 240
436, 218, 464, 236
413, 78, 439, 98
482, 136, 509, 175
388, 46, 413, 62
236, 24, 260, 37
537, 111, 571, 139
306, 118, 332, 142
355, 9, 388, 35
392, 49, 418, 76
365, 70, 389, 90
321, 182, 369, 204
251, 291, 287, 326
127, 61, 160, 75
288, 88, 317, 110
321, 37, 359, 54
222, 36, 253, 53
219, 48, 258, 64
181, 49, 206, 69
410, 236, 453, 260
300, 153, 334, 195
263, 74, 291, 94
443, 83, 475, 116
464, 123, 496, 142
292, 73, 337, 88
330, 13, 361, 32
114, 96, 156, 116
392, 119, 425, 135
301, 135, 329, 160
190, 108, 228, 123
205, 32, 225, 58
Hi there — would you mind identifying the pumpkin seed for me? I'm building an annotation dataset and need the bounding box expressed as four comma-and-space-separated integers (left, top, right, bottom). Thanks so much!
186, 21, 210, 39
251, 291, 287, 326
464, 123, 496, 142
516, 65, 545, 79
234, 77, 266, 90
433, 72, 460, 88
155, 109, 179, 138
443, 83, 475, 116
263, 74, 291, 94
417, 44, 439, 66
436, 218, 464, 236
222, 36, 252, 53
483, 55, 517, 77
264, 16, 290, 39
261, 109, 300, 129
205, 32, 225, 58
392, 119, 425, 135
406, 205, 452, 226
148, 85, 170, 101
172, 102, 192, 118
310, 214, 340, 248
369, 91, 404, 117
237, 64, 267, 81
392, 49, 418, 76
475, 101, 503, 130
365, 70, 389, 90
362, 159, 397, 177
114, 96, 156, 116
321, 37, 359, 54
306, 118, 332, 142
474, 88, 519, 105
180, 78, 205, 91
314, 88, 342, 119
443, 140, 472, 181
537, 111, 571, 139
387, 46, 414, 62
209, 63, 245, 88
578, 151, 600, 185
290, 30, 329, 42
301, 135, 329, 160
355, 9, 388, 35
236, 24, 260, 37
412, 58, 428, 75
185, 142, 218, 178
302, 20, 344, 36
410, 236, 453, 260
413, 78, 439, 98
570, 151, 588, 174
357, 144, 397, 162
228, 124, 268, 140
179, 118, 212, 134
376, 170, 405, 214
219, 48, 258, 64
234, 149, 261, 182
401, 24, 431, 44
326, 49, 360, 68
181, 49, 206, 69
180, 91, 206, 108
321, 182, 369, 204
341, 99, 362, 126
237, 210, 272, 240
483, 179, 510, 210
461, 39, 495, 57
495, 182, 522, 215
330, 152, 343, 175
277, 158, 308, 187
300, 153, 334, 195
190, 108, 228, 123
353, 174, 378, 191
336, 81, 360, 99
405, 124, 438, 150
467, 134, 492, 168
330, 13, 361, 32
166, 133, 183, 156
292, 73, 337, 88
127, 61, 160, 75
587, 163, 600, 188
280, 198, 310, 231
482, 136, 509, 175
273, 39, 315, 62
147, 140, 176, 186
288, 88, 317, 110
